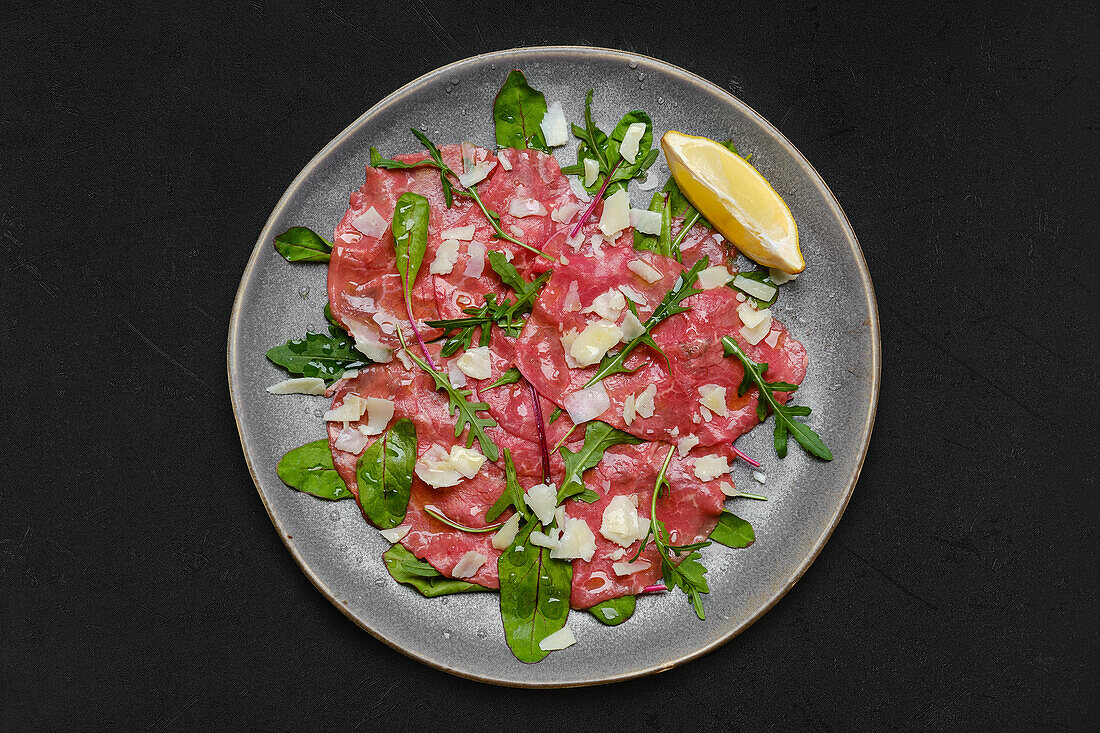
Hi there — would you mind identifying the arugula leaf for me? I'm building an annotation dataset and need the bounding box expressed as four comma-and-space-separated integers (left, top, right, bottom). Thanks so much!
498, 517, 573, 663
581, 256, 709, 389
383, 544, 483, 597
391, 193, 430, 311
493, 70, 550, 152
721, 335, 833, 460
560, 92, 659, 197
485, 366, 523, 390
557, 421, 645, 503
485, 448, 531, 522
709, 511, 756, 548
400, 341, 500, 461
273, 226, 332, 263
425, 252, 551, 355
276, 440, 352, 501
266, 331, 368, 382
356, 418, 416, 529
637, 446, 711, 619
588, 595, 636, 626
423, 505, 504, 533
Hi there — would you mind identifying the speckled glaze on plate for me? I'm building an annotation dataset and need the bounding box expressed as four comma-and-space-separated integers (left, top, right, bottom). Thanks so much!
228, 47, 880, 687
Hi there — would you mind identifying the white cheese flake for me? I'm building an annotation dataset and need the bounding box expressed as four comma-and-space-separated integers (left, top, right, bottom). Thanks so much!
562, 382, 611, 424
360, 396, 396, 435
266, 377, 327, 396
440, 225, 475, 241
334, 426, 369, 454
753, 470, 767, 485
732, 274, 778, 302
629, 208, 662, 234
635, 384, 656, 419
627, 258, 663, 283
345, 320, 394, 364
698, 384, 729, 417
619, 310, 645, 342
415, 444, 486, 488
323, 394, 367, 422
764, 329, 781, 348
538, 626, 576, 652
550, 518, 597, 561
622, 393, 637, 426
583, 158, 600, 188
569, 320, 623, 366
458, 161, 494, 188
448, 362, 467, 388
452, 551, 487, 579
463, 240, 486, 278
619, 122, 646, 164
379, 524, 411, 543
738, 302, 773, 345
455, 345, 492, 380
524, 483, 558, 525
698, 265, 734, 290
719, 480, 739, 497
447, 446, 487, 478
700, 405, 713, 423
676, 435, 700, 457
497, 150, 513, 171
582, 288, 626, 320
609, 548, 626, 561
597, 188, 630, 237
618, 284, 647, 305
693, 454, 731, 482
508, 198, 548, 218
599, 495, 649, 548
351, 206, 388, 238
540, 101, 569, 146
491, 513, 522, 550
551, 201, 581, 224
569, 176, 592, 202
563, 280, 582, 312
530, 529, 559, 549
612, 559, 651, 576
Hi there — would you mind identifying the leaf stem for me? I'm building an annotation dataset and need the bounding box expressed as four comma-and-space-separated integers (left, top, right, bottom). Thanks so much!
402, 292, 437, 372
424, 504, 505, 533
570, 159, 622, 238
528, 381, 552, 484
731, 445, 760, 467
670, 209, 701, 256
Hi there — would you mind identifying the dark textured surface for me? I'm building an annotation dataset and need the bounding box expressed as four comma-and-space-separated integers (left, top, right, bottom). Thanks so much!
2, 0, 1097, 729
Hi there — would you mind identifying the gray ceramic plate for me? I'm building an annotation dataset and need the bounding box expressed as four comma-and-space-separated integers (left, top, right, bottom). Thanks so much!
228, 46, 880, 687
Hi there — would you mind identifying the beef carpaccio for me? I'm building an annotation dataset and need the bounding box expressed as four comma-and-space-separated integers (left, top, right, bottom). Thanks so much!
320, 143, 806, 608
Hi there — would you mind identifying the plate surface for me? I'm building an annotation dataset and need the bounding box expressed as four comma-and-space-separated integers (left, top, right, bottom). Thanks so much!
228, 46, 880, 687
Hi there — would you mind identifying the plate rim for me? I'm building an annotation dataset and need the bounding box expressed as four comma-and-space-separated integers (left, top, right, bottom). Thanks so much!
227, 45, 881, 688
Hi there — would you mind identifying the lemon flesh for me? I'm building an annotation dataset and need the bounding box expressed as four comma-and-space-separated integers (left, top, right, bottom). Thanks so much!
661, 131, 804, 274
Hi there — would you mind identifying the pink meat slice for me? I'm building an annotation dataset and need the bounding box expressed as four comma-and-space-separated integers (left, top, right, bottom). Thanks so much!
325, 360, 509, 589
563, 442, 730, 608
512, 242, 807, 446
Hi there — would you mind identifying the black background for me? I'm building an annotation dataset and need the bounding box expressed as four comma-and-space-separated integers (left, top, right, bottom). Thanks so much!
2, 1, 1097, 730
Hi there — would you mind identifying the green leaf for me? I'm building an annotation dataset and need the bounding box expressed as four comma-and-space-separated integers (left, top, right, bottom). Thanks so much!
410, 128, 455, 207
493, 70, 550, 152
557, 421, 645, 502
276, 440, 352, 501
391, 193, 431, 313
266, 331, 368, 382
633, 191, 673, 257
606, 110, 656, 181
323, 302, 347, 337
721, 335, 833, 461
567, 92, 658, 196
356, 418, 416, 529
485, 448, 530, 523
709, 511, 756, 548
400, 346, 500, 461
485, 366, 522, 390
273, 226, 332, 263
581, 257, 709, 390
383, 544, 483, 597
498, 518, 573, 663
588, 595, 636, 626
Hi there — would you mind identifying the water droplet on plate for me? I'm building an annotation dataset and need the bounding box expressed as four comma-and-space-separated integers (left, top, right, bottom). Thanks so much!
442, 629, 453, 639
313, 409, 323, 418
444, 85, 452, 94
451, 77, 460, 85
628, 60, 638, 69
657, 97, 664, 104
637, 72, 646, 81
477, 628, 487, 639
298, 286, 309, 298
375, 577, 385, 587
420, 124, 428, 131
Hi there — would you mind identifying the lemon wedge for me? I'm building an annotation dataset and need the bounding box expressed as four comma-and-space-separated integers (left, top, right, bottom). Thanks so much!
661, 131, 803, 274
